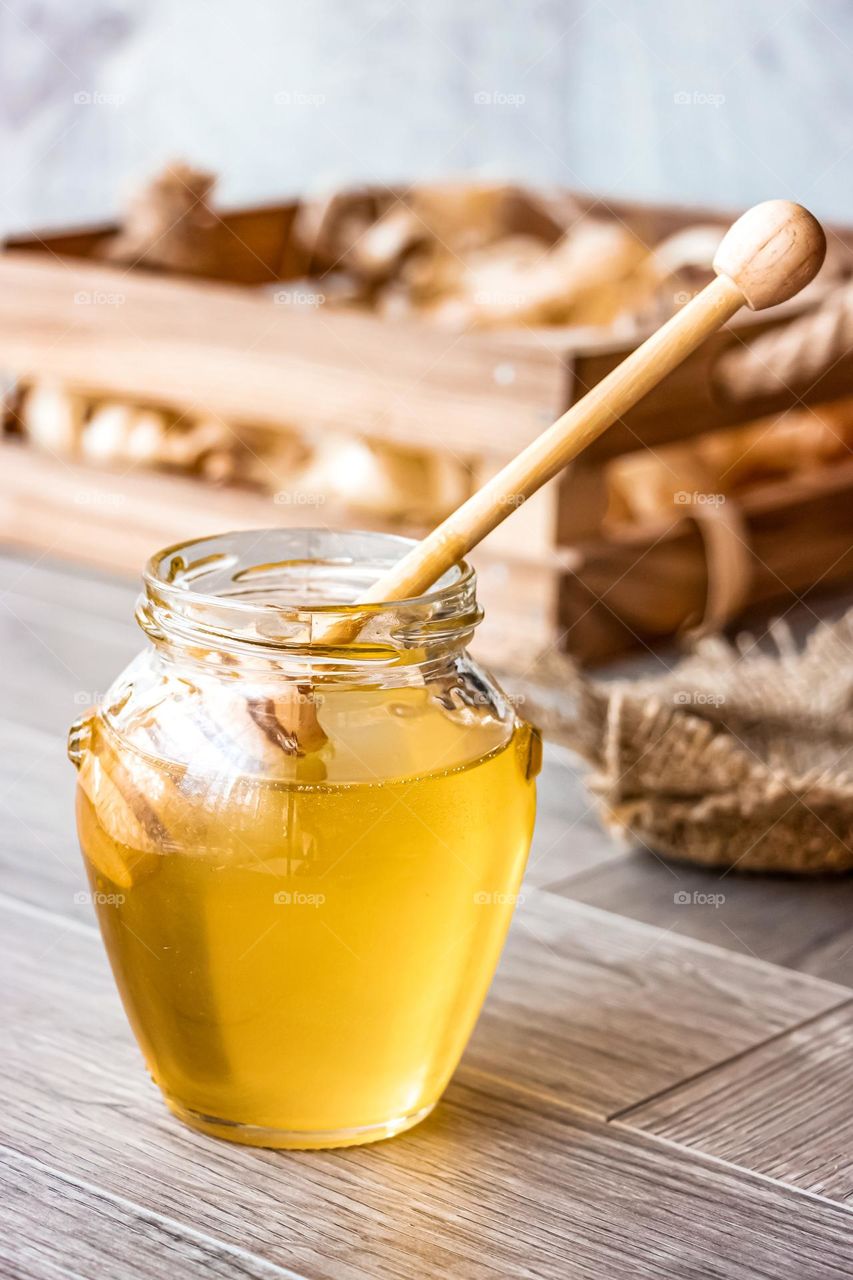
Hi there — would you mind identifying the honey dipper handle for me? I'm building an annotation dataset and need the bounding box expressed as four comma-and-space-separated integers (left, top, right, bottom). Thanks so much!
348, 200, 826, 613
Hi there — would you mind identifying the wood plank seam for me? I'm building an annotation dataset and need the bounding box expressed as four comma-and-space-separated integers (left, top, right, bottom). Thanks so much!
458, 1075, 853, 1221
0, 1145, 309, 1280
466, 1002, 853, 1212
607, 996, 853, 1124
607, 1120, 853, 1221
611, 1002, 853, 1207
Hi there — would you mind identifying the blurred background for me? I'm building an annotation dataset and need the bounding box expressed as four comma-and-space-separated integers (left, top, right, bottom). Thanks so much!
2, 0, 853, 673
2, 0, 853, 981
4, 0, 853, 226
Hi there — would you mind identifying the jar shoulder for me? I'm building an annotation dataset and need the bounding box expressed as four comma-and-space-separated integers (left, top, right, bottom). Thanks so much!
89, 648, 520, 786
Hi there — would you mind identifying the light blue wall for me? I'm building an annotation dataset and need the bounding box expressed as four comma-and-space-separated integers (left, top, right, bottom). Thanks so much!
3, 0, 851, 233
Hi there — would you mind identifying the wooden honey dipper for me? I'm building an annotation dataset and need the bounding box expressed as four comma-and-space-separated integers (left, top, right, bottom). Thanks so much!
270, 200, 826, 760
319, 200, 825, 641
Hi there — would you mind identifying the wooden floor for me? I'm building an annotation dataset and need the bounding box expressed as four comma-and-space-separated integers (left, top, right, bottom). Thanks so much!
2, 548, 852, 1279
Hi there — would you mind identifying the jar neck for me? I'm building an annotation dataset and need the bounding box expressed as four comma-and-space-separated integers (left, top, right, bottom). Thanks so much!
137, 529, 482, 681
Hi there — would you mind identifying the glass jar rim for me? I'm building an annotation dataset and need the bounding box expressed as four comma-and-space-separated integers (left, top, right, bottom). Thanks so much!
139, 528, 480, 657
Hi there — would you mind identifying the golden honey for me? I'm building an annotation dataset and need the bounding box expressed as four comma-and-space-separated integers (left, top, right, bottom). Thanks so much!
70, 530, 539, 1148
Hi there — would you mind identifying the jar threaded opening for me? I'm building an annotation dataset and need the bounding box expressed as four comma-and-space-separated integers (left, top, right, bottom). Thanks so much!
139, 528, 481, 661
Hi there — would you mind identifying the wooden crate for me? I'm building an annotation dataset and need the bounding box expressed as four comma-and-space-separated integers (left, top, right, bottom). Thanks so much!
3, 190, 853, 665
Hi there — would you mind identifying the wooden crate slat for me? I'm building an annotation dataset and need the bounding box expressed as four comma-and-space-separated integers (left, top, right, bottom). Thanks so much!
0, 253, 564, 459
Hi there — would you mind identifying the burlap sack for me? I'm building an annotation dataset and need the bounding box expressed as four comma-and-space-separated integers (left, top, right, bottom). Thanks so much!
508, 614, 853, 874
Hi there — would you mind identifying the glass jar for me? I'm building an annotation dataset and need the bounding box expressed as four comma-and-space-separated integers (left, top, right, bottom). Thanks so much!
68, 529, 540, 1149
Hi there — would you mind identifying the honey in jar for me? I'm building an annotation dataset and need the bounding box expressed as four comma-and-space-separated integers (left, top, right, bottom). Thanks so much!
69, 530, 539, 1148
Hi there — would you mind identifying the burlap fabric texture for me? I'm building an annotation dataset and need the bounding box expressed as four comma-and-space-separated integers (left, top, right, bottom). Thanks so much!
513, 614, 853, 874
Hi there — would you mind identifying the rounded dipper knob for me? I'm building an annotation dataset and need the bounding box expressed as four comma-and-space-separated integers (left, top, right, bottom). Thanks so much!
712, 199, 826, 311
